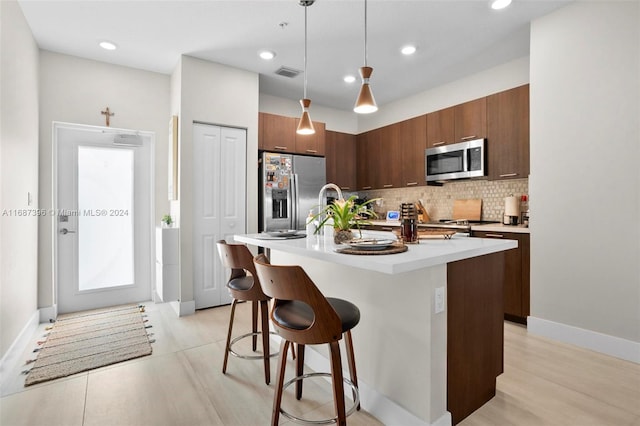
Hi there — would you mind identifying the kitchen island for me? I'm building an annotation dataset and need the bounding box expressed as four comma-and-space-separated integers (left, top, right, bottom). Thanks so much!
234, 232, 517, 426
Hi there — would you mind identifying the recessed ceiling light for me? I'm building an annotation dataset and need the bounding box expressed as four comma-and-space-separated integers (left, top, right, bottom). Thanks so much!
343, 75, 356, 83
491, 0, 512, 10
99, 41, 117, 51
401, 45, 417, 55
259, 50, 276, 60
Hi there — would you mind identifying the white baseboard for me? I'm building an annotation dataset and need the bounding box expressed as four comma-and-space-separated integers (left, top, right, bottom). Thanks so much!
0, 309, 40, 387
269, 335, 449, 426
528, 316, 640, 364
170, 300, 195, 317
39, 304, 57, 323
432, 412, 453, 426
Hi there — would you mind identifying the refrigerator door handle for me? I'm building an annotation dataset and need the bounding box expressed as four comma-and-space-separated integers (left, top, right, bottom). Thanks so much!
291, 173, 299, 229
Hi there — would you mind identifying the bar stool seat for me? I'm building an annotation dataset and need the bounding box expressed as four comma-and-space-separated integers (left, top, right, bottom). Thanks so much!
253, 253, 361, 426
228, 276, 254, 291
273, 299, 360, 332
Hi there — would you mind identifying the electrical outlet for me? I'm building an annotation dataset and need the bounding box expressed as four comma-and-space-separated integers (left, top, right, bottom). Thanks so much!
435, 287, 445, 314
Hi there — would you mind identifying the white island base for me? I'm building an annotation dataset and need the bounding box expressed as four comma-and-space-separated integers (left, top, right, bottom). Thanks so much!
234, 232, 517, 426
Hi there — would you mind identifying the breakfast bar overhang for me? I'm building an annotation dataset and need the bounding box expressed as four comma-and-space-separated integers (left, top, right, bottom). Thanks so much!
234, 232, 517, 426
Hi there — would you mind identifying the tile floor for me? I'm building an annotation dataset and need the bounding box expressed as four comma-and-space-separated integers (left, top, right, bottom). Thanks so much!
0, 302, 381, 426
1, 301, 639, 426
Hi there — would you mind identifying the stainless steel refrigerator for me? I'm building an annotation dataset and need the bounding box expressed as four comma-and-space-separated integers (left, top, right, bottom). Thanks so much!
259, 152, 326, 232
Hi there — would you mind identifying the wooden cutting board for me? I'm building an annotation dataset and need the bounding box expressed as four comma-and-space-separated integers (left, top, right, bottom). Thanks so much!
453, 199, 482, 221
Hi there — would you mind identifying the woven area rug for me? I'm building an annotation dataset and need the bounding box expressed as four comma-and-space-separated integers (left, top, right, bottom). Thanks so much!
24, 304, 153, 386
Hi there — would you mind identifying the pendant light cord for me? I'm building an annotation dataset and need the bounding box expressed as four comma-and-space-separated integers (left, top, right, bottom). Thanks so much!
303, 3, 308, 99
363, 0, 368, 67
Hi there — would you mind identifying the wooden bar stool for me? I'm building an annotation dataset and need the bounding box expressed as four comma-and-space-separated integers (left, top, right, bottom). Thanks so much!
216, 240, 278, 385
253, 253, 360, 426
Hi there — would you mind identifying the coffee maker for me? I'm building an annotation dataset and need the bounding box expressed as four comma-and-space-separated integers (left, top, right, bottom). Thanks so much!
503, 195, 520, 225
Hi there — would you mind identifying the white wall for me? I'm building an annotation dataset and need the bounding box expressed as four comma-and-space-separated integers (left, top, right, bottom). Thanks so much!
529, 1, 639, 356
38, 52, 170, 312
0, 0, 40, 359
176, 56, 259, 306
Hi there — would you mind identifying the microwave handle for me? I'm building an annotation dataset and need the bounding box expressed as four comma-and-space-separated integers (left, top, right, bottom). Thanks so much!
464, 145, 470, 172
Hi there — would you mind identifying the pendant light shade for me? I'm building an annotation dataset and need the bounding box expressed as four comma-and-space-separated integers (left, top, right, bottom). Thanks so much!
354, 66, 377, 114
354, 0, 378, 114
297, 1, 315, 135
297, 98, 315, 135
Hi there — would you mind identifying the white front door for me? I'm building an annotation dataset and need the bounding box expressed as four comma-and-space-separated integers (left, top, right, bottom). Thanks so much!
193, 123, 246, 309
54, 123, 153, 314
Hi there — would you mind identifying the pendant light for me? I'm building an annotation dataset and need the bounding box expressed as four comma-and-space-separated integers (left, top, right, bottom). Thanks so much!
296, 0, 315, 135
354, 0, 378, 114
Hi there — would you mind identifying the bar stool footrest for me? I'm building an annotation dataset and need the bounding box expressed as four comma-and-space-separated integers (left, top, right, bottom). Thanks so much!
280, 372, 360, 425
229, 331, 280, 360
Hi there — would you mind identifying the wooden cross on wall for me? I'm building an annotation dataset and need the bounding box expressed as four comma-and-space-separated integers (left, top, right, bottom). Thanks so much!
101, 107, 114, 127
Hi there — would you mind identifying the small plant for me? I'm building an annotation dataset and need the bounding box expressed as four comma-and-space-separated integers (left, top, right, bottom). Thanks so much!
312, 195, 379, 233
161, 214, 173, 227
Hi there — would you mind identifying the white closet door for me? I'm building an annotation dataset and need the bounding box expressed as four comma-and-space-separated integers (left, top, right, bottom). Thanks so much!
193, 123, 246, 309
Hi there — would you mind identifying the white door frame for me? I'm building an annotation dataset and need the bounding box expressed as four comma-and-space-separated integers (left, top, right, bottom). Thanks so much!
52, 121, 155, 314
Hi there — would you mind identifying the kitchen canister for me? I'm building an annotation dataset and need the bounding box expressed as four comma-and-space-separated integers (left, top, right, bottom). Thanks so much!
504, 195, 520, 225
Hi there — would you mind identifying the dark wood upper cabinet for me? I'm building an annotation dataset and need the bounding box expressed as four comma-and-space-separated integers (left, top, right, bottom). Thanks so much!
487, 84, 530, 180
356, 130, 379, 190
378, 124, 402, 189
259, 112, 296, 153
399, 115, 427, 187
454, 97, 487, 143
325, 130, 356, 191
426, 107, 455, 148
259, 112, 325, 156
426, 98, 487, 148
295, 121, 326, 156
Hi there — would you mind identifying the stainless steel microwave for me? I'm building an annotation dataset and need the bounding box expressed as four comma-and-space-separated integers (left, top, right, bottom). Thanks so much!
425, 138, 486, 182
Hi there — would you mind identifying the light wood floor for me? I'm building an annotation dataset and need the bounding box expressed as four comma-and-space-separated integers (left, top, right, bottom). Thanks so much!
1, 302, 639, 426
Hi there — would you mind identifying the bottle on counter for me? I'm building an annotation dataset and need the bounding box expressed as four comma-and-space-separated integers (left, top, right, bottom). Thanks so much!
306, 209, 317, 236
520, 195, 529, 227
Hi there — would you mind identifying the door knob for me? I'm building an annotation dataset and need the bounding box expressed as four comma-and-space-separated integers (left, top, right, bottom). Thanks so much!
60, 228, 76, 235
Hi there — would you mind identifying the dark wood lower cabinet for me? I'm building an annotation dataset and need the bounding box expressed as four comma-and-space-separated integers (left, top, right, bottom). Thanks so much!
447, 252, 505, 425
472, 231, 530, 323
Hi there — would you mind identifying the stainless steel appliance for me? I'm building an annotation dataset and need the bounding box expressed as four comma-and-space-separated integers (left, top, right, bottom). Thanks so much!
425, 138, 486, 182
259, 152, 326, 232
420, 219, 500, 236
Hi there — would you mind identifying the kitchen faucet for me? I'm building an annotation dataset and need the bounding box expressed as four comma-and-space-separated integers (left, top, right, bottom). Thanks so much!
316, 183, 343, 236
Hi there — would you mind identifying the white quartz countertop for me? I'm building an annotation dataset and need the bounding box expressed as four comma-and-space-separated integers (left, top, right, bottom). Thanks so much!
234, 231, 517, 275
471, 223, 531, 234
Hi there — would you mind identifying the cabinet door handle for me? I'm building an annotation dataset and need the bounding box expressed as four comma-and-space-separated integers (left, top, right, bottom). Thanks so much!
341, 186, 351, 190
362, 186, 372, 190
460, 135, 477, 141
383, 184, 393, 188
406, 182, 418, 186
274, 146, 288, 150
499, 173, 518, 178
381, 227, 394, 231
433, 141, 446, 146
305, 149, 317, 153
485, 233, 504, 238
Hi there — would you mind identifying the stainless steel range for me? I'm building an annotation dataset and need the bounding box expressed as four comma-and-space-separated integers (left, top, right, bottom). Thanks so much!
420, 219, 499, 234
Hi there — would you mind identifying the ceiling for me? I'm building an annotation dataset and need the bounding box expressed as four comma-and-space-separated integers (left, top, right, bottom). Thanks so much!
18, 0, 571, 112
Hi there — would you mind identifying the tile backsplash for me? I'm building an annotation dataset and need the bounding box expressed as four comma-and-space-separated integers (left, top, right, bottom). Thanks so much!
358, 178, 529, 222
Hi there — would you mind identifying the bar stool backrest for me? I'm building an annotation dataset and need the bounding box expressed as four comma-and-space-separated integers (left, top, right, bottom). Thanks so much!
217, 240, 269, 301
253, 253, 343, 345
